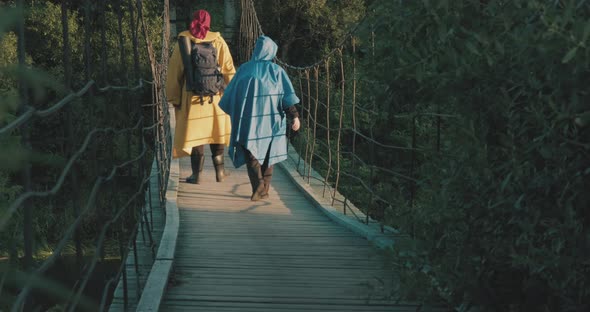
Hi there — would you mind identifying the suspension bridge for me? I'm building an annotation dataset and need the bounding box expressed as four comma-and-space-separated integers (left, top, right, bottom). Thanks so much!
1, 0, 449, 311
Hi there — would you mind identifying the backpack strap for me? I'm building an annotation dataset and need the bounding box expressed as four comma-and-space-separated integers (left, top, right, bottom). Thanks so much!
178, 36, 194, 91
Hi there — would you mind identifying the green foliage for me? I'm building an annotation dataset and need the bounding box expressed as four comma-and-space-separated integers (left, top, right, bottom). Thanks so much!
0, 32, 18, 90
0, 9, 26, 174
25, 2, 81, 73
255, 0, 366, 65
0, 172, 22, 257
0, 7, 25, 259
0, 0, 161, 308
0, 262, 97, 311
345, 0, 590, 310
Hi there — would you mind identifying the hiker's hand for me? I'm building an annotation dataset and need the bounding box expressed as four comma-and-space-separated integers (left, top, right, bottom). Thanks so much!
291, 117, 300, 131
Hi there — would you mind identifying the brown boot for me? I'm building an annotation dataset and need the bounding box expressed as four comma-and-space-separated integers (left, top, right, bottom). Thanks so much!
247, 161, 266, 201
251, 183, 266, 201
212, 155, 230, 182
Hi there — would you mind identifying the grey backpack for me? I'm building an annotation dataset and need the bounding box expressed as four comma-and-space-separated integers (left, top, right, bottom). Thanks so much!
178, 36, 225, 97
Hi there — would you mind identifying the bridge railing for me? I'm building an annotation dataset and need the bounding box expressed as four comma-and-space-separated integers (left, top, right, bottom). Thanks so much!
0, 0, 171, 311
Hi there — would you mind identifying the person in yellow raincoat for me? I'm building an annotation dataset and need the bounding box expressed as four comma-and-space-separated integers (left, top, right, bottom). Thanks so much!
166, 9, 236, 184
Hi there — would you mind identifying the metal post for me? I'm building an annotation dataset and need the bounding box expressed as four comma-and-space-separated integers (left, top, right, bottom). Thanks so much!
118, 226, 129, 309
410, 116, 417, 236
62, 0, 83, 270
367, 128, 375, 225
437, 105, 442, 153
17, 0, 33, 273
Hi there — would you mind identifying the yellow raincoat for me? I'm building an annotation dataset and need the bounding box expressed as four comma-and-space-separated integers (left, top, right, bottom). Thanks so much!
166, 30, 236, 158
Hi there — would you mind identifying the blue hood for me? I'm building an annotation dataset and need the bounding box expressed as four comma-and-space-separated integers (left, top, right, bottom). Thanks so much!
251, 35, 278, 61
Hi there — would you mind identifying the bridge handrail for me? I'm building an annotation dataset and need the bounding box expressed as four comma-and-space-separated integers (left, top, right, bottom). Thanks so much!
135, 155, 179, 312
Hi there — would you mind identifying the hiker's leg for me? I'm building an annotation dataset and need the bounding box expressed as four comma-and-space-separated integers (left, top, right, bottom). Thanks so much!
251, 144, 273, 200
258, 145, 273, 199
187, 145, 205, 184
210, 144, 229, 182
261, 165, 273, 199
242, 145, 264, 200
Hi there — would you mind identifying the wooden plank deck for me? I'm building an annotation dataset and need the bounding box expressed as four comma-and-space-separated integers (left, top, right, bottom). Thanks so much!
158, 153, 438, 312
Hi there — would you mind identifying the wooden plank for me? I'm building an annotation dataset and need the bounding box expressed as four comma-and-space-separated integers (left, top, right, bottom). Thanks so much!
174, 260, 386, 270
173, 237, 377, 246
164, 294, 401, 305
160, 301, 431, 312
167, 275, 393, 285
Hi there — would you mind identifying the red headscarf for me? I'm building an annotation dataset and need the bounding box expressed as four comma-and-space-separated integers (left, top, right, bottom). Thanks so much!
190, 10, 211, 39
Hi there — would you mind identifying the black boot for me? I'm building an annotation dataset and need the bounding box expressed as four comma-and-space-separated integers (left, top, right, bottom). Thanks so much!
186, 154, 205, 184
246, 161, 266, 201
212, 155, 230, 182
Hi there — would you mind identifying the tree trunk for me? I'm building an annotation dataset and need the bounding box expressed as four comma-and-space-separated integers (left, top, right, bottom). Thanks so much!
280, 16, 297, 61
224, 0, 238, 47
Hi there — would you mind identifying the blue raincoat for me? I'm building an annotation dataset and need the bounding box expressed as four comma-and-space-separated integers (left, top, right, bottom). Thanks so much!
219, 36, 299, 168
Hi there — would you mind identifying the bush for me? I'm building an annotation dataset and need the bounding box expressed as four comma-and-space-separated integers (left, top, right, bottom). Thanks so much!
354, 1, 590, 310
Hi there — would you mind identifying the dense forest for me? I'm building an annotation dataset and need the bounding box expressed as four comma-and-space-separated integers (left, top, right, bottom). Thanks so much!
255, 0, 589, 311
1, 0, 589, 311
0, 0, 164, 309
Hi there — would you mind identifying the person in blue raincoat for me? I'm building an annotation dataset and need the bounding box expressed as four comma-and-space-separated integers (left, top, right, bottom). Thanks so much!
219, 35, 301, 201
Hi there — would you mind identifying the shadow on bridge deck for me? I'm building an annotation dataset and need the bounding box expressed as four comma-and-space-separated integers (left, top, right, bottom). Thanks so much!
153, 152, 443, 312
